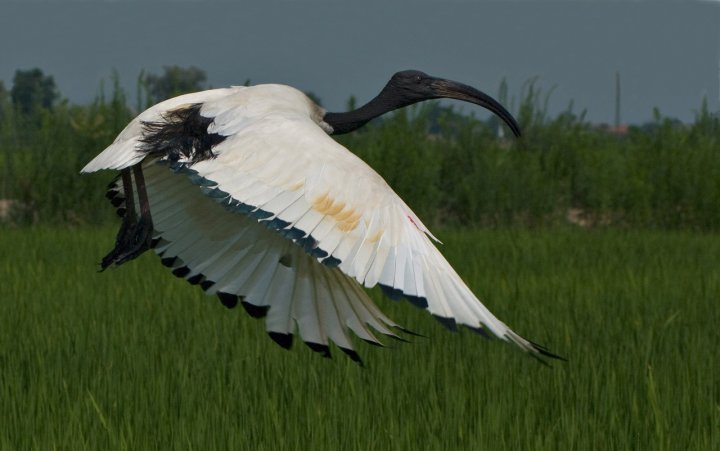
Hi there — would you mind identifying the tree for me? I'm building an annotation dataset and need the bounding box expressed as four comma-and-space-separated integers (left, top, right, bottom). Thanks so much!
143, 65, 207, 104
0, 81, 8, 118
346, 95, 357, 112
10, 68, 58, 115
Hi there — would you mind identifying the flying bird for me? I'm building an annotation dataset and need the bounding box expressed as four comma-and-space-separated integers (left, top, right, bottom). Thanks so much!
82, 70, 559, 364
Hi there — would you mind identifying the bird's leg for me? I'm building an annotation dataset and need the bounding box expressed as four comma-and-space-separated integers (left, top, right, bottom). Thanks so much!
130, 163, 155, 253
99, 164, 154, 269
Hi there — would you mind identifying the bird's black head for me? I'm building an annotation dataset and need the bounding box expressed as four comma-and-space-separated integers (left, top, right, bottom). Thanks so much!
381, 69, 520, 137
324, 69, 520, 137
384, 70, 437, 101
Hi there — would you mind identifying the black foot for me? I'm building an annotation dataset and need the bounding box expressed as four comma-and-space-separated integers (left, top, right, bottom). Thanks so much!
100, 215, 154, 270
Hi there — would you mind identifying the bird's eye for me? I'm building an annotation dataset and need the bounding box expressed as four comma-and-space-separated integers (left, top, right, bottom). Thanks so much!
415, 75, 422, 83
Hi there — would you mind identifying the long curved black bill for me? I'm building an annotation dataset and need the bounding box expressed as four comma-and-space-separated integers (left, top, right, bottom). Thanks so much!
430, 79, 521, 137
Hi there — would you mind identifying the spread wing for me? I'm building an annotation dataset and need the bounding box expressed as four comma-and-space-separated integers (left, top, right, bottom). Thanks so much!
84, 85, 557, 362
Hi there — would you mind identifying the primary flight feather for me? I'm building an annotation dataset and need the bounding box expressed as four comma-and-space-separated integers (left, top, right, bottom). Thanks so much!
82, 70, 560, 364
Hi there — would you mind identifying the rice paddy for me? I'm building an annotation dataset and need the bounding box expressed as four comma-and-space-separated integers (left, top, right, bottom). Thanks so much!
0, 226, 717, 450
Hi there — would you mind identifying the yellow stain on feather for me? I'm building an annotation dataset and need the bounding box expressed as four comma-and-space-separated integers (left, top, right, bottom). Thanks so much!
313, 192, 361, 232
313, 192, 332, 212
334, 208, 355, 221
325, 201, 345, 216
366, 229, 384, 243
337, 213, 361, 232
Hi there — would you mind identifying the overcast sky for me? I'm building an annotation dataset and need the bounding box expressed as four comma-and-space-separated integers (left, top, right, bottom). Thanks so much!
1, 0, 718, 124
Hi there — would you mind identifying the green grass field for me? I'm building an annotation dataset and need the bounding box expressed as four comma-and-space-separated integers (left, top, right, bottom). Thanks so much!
0, 226, 717, 450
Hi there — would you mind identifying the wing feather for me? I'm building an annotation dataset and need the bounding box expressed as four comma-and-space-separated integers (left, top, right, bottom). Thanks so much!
143, 163, 407, 359
262, 263, 297, 337
311, 267, 348, 349
290, 253, 326, 349
323, 269, 383, 346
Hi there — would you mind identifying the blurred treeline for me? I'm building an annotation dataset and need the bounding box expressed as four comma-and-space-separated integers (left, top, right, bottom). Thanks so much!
1, 66, 719, 229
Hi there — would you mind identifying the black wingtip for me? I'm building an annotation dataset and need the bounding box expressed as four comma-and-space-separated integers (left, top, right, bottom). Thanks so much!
362, 339, 385, 348
161, 256, 177, 268
386, 334, 411, 343
269, 332, 293, 350
186, 273, 204, 285
530, 340, 567, 362
432, 315, 458, 332
200, 280, 215, 291
379, 284, 404, 301
405, 295, 428, 309
322, 256, 341, 268
240, 301, 270, 318
305, 342, 331, 358
217, 292, 239, 309
106, 177, 121, 190
464, 325, 492, 339
171, 265, 190, 278
339, 347, 364, 366
378, 285, 429, 310
393, 325, 425, 338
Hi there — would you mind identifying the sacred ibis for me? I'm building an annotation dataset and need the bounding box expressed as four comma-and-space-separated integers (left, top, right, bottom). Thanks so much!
82, 70, 560, 364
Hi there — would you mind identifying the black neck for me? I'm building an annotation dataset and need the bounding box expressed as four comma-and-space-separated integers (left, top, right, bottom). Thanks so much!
323, 87, 418, 135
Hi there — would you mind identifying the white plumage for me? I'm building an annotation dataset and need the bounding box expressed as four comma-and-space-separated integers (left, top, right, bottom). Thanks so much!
83, 76, 558, 363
